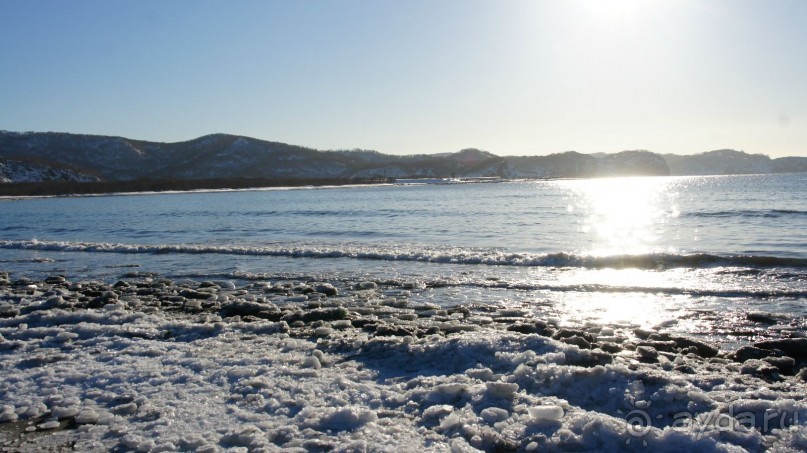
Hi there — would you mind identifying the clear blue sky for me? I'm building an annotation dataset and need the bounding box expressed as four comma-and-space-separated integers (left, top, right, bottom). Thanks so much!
1, 0, 805, 157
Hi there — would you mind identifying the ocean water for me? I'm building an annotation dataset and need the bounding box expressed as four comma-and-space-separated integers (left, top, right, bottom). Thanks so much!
1, 173, 805, 347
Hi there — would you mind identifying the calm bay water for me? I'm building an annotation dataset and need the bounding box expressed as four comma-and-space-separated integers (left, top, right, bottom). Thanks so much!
1, 174, 805, 346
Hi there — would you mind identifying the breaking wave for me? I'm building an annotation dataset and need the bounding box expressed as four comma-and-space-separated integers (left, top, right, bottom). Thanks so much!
1, 239, 805, 270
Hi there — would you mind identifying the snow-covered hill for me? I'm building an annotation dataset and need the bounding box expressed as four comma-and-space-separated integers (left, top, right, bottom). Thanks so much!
1, 131, 804, 183
0, 156, 99, 183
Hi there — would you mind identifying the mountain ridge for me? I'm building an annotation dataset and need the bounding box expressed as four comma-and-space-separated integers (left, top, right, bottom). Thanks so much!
1, 131, 805, 184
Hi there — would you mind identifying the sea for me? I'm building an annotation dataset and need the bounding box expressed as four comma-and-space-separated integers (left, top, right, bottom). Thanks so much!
1, 173, 805, 348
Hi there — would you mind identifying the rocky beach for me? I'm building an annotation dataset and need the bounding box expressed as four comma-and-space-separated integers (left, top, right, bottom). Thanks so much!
1, 271, 806, 452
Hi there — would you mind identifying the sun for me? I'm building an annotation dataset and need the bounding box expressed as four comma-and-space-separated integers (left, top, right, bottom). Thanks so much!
586, 0, 645, 22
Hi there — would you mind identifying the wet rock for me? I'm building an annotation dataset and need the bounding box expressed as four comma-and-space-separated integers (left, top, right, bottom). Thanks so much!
674, 364, 696, 374
636, 346, 659, 361
596, 342, 622, 354
376, 324, 416, 337
282, 307, 349, 324
637, 340, 677, 353
798, 368, 807, 382
763, 356, 796, 374
552, 328, 595, 344
507, 323, 542, 335
220, 301, 281, 321
559, 336, 591, 349
0, 304, 21, 318
87, 291, 120, 309
740, 359, 780, 377
754, 338, 807, 359
664, 335, 720, 358
12, 277, 34, 287
350, 318, 378, 329
423, 326, 441, 336
180, 289, 215, 300
44, 275, 67, 285
113, 280, 131, 289
729, 346, 772, 363
747, 312, 778, 324
634, 328, 655, 340
355, 281, 378, 290
315, 283, 338, 297
507, 320, 553, 336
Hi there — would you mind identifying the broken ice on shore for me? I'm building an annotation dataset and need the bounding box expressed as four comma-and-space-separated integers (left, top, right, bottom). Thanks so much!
1, 272, 806, 452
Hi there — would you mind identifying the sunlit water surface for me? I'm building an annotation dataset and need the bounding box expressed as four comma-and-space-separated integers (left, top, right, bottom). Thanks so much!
1, 174, 805, 347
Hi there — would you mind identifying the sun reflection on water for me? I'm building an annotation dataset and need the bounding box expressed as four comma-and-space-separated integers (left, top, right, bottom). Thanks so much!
560, 176, 678, 256
549, 177, 682, 329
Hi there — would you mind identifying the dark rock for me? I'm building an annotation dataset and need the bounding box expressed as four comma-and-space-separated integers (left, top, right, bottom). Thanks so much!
552, 328, 595, 344
113, 280, 131, 289
282, 307, 349, 324
12, 278, 35, 287
314, 284, 338, 297
669, 335, 720, 358
507, 323, 542, 335
424, 326, 441, 336
350, 319, 377, 329
754, 338, 807, 359
180, 289, 215, 300
646, 332, 673, 342
162, 295, 186, 304
674, 364, 696, 374
0, 304, 20, 318
596, 342, 622, 354
636, 346, 659, 361
634, 328, 656, 340
220, 301, 281, 321
375, 324, 415, 337
199, 281, 220, 288
740, 359, 779, 377
637, 340, 677, 353
729, 346, 772, 363
565, 349, 612, 367
44, 276, 67, 285
559, 336, 591, 349
746, 312, 778, 324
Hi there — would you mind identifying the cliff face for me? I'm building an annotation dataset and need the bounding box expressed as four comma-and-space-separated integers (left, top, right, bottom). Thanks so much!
0, 131, 803, 183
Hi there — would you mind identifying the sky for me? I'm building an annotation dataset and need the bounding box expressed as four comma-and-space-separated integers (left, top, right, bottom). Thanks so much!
1, 0, 805, 157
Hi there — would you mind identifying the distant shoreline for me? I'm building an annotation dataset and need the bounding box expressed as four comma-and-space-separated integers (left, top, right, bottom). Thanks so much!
1, 173, 805, 200
0, 177, 393, 199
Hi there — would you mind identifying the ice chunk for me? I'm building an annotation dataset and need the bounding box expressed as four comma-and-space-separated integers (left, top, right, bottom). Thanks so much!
318, 407, 377, 431
0, 405, 18, 422
438, 412, 461, 431
75, 409, 99, 425
302, 356, 321, 370
52, 405, 80, 419
528, 405, 564, 421
480, 407, 509, 424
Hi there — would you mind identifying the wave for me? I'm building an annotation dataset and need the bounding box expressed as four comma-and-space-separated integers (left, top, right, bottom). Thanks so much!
685, 209, 807, 219
1, 239, 805, 270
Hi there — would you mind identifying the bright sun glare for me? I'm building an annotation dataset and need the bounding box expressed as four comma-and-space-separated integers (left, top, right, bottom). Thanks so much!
564, 177, 675, 256
587, 0, 645, 21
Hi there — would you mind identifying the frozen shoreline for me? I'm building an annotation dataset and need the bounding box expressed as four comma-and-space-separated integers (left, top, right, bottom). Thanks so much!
1, 272, 806, 451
